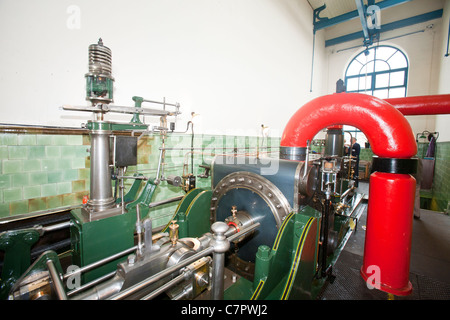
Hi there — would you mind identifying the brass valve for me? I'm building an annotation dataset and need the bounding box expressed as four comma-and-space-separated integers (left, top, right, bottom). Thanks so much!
168, 220, 179, 246
231, 206, 237, 220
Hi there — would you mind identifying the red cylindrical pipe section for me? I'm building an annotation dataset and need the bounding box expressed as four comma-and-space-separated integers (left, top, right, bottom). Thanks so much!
361, 172, 416, 296
280, 93, 417, 158
281, 92, 418, 296
385, 94, 450, 116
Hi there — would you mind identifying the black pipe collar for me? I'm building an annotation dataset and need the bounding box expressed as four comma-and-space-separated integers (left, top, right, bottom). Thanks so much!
371, 156, 418, 175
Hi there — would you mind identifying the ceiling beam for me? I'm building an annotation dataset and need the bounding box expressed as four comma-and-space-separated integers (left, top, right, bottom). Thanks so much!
325, 9, 443, 47
313, 0, 412, 32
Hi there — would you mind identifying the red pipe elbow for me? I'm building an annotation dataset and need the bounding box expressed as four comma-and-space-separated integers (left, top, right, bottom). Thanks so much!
280, 93, 417, 158
386, 94, 450, 116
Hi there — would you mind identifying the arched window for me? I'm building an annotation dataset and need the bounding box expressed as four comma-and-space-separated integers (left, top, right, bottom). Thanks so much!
345, 45, 408, 99
343, 45, 409, 148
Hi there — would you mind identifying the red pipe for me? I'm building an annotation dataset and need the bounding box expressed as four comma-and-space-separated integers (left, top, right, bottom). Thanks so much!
361, 172, 415, 296
386, 94, 450, 116
281, 93, 417, 158
281, 92, 417, 296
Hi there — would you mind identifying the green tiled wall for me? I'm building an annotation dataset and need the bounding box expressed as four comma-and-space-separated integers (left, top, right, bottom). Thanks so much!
0, 131, 281, 228
0, 133, 90, 216
431, 141, 450, 212
4, 130, 446, 226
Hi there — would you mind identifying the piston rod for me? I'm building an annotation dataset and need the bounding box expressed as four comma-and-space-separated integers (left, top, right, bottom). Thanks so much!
107, 246, 214, 300
47, 260, 68, 300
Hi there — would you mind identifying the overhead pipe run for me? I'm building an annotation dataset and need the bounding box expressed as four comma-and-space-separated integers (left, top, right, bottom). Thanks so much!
386, 94, 450, 116
280, 92, 417, 296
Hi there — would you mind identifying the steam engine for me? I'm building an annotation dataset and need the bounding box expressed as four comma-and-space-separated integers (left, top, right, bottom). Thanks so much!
0, 39, 416, 301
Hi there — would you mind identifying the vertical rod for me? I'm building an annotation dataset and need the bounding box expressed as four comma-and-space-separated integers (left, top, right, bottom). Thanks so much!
136, 205, 143, 257
144, 218, 153, 255
46, 260, 68, 300
210, 222, 230, 300
211, 252, 226, 300
310, 30, 316, 92
119, 167, 125, 214
446, 17, 450, 57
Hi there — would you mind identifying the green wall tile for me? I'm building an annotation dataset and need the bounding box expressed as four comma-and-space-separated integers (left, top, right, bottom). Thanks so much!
8, 146, 28, 159
11, 173, 30, 187
57, 159, 72, 170
71, 180, 86, 192
60, 146, 76, 158
74, 145, 89, 157
41, 159, 58, 171
57, 181, 72, 194
29, 146, 46, 159
47, 195, 63, 208
36, 135, 54, 146
23, 185, 41, 199
10, 200, 28, 215
3, 160, 23, 174
63, 193, 77, 206
3, 188, 22, 202
53, 135, 68, 145
0, 203, 9, 217
62, 169, 78, 181
23, 159, 41, 172
29, 172, 48, 186
0, 146, 8, 159
0, 134, 17, 145
78, 168, 90, 180
47, 171, 63, 183
29, 198, 47, 212
0, 175, 11, 188
41, 183, 57, 197
18, 135, 36, 145
45, 146, 61, 158
67, 135, 83, 145
71, 158, 85, 169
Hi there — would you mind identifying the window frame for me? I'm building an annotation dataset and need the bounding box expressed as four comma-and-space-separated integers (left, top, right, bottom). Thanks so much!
344, 45, 409, 99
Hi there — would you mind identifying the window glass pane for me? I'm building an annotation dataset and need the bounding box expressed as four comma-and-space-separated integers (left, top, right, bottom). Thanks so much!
359, 75, 372, 90
374, 60, 389, 72
389, 87, 406, 98
375, 73, 389, 88
355, 52, 368, 65
390, 71, 405, 86
374, 46, 397, 61
387, 51, 407, 68
346, 60, 363, 76
346, 77, 359, 91
361, 61, 374, 74
373, 89, 389, 99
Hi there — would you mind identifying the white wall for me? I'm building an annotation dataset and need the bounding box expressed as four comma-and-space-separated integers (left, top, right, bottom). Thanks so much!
0, 0, 327, 138
325, 0, 447, 140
